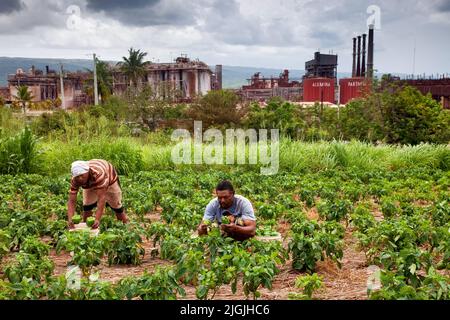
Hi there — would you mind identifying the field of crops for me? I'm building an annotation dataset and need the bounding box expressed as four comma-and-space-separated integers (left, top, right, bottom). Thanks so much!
0, 142, 449, 300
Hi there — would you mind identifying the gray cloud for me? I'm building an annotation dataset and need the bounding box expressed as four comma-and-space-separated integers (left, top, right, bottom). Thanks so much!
85, 0, 197, 26
0, 0, 24, 14
0, 1, 68, 34
86, 0, 156, 11
437, 0, 450, 12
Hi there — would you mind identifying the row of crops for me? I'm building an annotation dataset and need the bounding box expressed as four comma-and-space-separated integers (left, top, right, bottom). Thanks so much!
0, 166, 449, 299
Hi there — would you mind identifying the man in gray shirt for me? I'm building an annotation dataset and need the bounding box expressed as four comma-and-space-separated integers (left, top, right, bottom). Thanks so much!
197, 180, 256, 241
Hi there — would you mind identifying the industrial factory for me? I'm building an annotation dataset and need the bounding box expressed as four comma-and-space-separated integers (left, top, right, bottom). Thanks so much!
2, 56, 222, 107
1, 25, 449, 109
112, 56, 221, 101
5, 66, 91, 108
238, 70, 301, 101
238, 23, 449, 109
238, 25, 374, 105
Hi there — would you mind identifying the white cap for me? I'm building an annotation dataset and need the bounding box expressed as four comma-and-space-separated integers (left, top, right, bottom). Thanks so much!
71, 161, 89, 177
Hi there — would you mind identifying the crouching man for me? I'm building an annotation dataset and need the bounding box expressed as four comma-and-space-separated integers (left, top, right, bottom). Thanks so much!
67, 159, 128, 229
197, 180, 256, 241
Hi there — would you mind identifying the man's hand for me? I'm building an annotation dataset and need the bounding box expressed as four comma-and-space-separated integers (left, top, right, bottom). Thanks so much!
91, 220, 100, 230
221, 223, 237, 234
197, 224, 208, 235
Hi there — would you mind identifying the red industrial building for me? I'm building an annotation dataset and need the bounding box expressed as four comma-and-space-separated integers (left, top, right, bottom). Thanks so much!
400, 78, 450, 109
303, 78, 335, 104
339, 78, 370, 104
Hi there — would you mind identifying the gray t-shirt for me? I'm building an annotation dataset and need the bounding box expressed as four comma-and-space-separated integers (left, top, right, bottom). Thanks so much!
203, 195, 256, 223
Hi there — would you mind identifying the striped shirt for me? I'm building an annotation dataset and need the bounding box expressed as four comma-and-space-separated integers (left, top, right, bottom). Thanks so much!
70, 159, 118, 195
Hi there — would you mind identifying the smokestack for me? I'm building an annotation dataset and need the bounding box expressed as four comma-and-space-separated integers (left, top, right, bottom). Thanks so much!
352, 38, 357, 77
367, 24, 374, 78
362, 34, 367, 77
356, 36, 361, 77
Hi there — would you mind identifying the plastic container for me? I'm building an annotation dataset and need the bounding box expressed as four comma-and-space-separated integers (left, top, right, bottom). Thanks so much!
70, 222, 100, 237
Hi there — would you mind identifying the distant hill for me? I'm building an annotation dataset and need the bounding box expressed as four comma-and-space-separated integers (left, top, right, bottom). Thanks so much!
0, 57, 392, 89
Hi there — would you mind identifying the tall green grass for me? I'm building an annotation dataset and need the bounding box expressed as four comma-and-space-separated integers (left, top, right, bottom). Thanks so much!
1, 126, 448, 176
43, 138, 450, 176
0, 127, 40, 174
40, 137, 143, 176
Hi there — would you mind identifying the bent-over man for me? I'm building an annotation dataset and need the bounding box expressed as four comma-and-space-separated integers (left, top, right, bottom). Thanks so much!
67, 159, 128, 229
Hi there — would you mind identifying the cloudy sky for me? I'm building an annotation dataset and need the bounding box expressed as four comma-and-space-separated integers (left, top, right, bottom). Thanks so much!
1, 0, 449, 74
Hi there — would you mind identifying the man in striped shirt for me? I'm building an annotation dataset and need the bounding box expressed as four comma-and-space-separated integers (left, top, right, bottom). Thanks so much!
67, 159, 128, 229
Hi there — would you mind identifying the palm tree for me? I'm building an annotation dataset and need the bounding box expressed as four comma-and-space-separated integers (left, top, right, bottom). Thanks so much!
117, 48, 150, 88
84, 58, 113, 103
14, 85, 34, 114
95, 58, 113, 101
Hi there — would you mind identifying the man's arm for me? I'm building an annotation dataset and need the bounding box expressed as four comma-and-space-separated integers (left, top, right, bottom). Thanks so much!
198, 199, 217, 236
92, 188, 107, 229
222, 220, 256, 241
67, 192, 78, 229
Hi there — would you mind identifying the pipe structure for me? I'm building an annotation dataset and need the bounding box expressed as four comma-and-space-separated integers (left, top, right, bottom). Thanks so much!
367, 24, 374, 78
362, 34, 367, 77
352, 37, 357, 77
356, 36, 361, 77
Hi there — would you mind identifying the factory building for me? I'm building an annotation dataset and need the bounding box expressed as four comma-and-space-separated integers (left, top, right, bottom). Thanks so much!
237, 70, 301, 101
112, 56, 217, 101
304, 52, 338, 79
6, 66, 91, 108
303, 78, 336, 104
2, 56, 219, 108
302, 52, 338, 103
0, 87, 9, 103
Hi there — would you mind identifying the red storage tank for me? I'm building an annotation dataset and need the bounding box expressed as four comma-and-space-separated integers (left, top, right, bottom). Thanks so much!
303, 78, 335, 103
339, 77, 370, 104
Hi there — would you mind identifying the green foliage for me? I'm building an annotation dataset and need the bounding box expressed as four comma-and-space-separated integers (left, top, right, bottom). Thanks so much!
288, 220, 344, 273
56, 231, 115, 276
0, 127, 40, 174
186, 90, 244, 129
0, 230, 11, 261
0, 139, 448, 301
14, 85, 34, 114
245, 98, 303, 138
104, 225, 145, 265
116, 267, 185, 300
3, 252, 54, 283
117, 47, 150, 87
20, 236, 50, 259
317, 199, 353, 222
46, 275, 119, 300
290, 273, 323, 299
369, 267, 450, 300
341, 85, 450, 144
